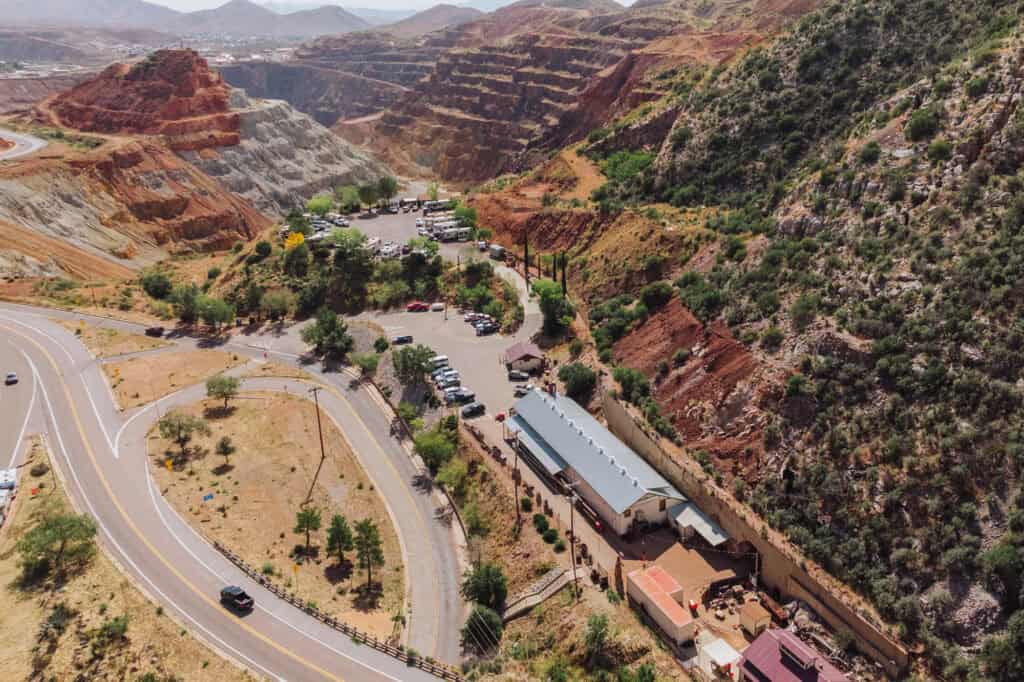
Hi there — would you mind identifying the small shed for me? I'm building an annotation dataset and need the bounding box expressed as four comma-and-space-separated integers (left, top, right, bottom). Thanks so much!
504, 341, 544, 373
740, 600, 772, 637
698, 637, 741, 681
626, 565, 696, 645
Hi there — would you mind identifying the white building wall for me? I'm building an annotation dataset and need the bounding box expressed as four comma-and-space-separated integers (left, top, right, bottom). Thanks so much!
626, 573, 696, 645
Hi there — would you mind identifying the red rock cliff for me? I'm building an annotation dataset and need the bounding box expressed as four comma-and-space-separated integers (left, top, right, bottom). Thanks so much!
47, 49, 240, 151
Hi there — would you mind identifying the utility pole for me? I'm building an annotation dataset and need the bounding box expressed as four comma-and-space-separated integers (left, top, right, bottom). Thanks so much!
567, 482, 580, 602
303, 386, 327, 507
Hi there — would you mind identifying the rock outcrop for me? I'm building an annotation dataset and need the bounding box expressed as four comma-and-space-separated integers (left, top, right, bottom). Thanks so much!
181, 91, 387, 215
47, 49, 240, 151
0, 138, 269, 269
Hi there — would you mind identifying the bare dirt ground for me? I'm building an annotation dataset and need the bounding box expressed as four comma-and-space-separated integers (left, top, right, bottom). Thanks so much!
0, 438, 251, 682
149, 392, 405, 640
103, 348, 246, 409
57, 319, 169, 359
240, 360, 316, 381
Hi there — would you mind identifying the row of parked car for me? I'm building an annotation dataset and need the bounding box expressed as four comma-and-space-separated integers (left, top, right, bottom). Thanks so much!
464, 311, 500, 336
430, 355, 485, 418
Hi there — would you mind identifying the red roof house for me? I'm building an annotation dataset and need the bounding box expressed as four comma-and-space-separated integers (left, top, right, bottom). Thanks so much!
739, 629, 848, 682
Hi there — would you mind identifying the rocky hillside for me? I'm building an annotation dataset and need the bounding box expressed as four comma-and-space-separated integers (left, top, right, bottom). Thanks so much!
0, 138, 268, 274
46, 49, 240, 152
381, 3, 484, 38
0, 49, 388, 278
474, 0, 1024, 677
181, 90, 387, 215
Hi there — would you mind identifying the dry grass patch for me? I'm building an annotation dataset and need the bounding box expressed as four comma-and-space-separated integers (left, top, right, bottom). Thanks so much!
149, 392, 404, 640
58, 320, 170, 359
104, 349, 246, 409
0, 438, 251, 682
240, 361, 316, 381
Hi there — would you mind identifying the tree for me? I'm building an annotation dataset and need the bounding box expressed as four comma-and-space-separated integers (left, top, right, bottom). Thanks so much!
330, 228, 373, 306
205, 374, 240, 409
437, 457, 468, 500
426, 180, 440, 201
358, 183, 379, 207
197, 296, 234, 329
17, 513, 97, 582
294, 507, 322, 558
354, 519, 384, 590
392, 344, 434, 385
335, 185, 361, 213
454, 203, 477, 228
558, 363, 597, 402
326, 514, 354, 566
414, 429, 457, 473
461, 562, 508, 611
639, 281, 673, 310
461, 605, 502, 653
377, 176, 399, 203
254, 241, 273, 259
300, 308, 354, 360
171, 283, 201, 324
307, 194, 333, 216
158, 412, 210, 460
283, 242, 310, 278
140, 271, 172, 300
532, 279, 575, 337
351, 351, 379, 379
584, 614, 611, 669
215, 435, 236, 466
260, 290, 291, 320
241, 281, 264, 316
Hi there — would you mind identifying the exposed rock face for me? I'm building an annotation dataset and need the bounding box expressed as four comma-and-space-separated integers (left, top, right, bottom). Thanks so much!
182, 92, 388, 215
47, 49, 240, 151
0, 139, 269, 269
220, 31, 446, 128
0, 73, 92, 115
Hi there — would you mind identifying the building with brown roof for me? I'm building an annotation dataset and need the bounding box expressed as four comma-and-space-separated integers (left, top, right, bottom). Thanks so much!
739, 629, 848, 682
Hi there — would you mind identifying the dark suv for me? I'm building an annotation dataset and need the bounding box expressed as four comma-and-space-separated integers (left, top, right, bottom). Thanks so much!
220, 585, 254, 612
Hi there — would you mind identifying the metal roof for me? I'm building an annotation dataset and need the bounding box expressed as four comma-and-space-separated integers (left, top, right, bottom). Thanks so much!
670, 501, 730, 547
508, 413, 567, 476
511, 389, 683, 514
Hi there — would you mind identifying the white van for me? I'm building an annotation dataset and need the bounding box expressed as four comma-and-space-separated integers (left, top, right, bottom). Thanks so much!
430, 355, 449, 369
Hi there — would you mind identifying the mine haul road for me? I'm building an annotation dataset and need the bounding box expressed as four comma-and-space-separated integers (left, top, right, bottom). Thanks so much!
0, 302, 465, 682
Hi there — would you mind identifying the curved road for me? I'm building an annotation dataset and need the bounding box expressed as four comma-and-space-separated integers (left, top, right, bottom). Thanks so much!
0, 303, 465, 681
0, 127, 47, 161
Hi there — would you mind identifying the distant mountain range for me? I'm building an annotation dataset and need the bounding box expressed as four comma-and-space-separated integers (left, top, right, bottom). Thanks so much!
1, 0, 370, 37
383, 3, 482, 37
260, 2, 416, 25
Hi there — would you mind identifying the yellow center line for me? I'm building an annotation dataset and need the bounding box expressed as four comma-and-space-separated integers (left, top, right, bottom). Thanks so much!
2, 324, 346, 682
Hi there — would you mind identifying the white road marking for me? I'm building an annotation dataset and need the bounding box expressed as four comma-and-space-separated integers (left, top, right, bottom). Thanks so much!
113, 386, 186, 459
9, 348, 38, 467
0, 313, 115, 453
22, 353, 281, 681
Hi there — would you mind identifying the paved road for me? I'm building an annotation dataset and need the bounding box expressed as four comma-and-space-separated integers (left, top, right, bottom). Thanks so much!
0, 303, 462, 681
0, 127, 47, 161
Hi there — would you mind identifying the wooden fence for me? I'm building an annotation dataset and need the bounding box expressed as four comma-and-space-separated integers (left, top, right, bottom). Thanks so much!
212, 541, 465, 681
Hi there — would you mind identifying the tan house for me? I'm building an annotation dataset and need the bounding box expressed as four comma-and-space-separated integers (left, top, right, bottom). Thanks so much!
740, 600, 772, 637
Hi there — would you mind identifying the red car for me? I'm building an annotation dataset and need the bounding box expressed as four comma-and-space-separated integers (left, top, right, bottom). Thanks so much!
406, 301, 429, 312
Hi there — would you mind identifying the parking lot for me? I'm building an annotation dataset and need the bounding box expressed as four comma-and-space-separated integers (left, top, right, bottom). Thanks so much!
351, 208, 542, 419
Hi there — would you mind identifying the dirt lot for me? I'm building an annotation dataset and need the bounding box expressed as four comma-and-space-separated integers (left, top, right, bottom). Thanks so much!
240, 360, 317, 381
149, 392, 404, 639
57, 320, 169, 359
104, 348, 247, 409
0, 438, 251, 682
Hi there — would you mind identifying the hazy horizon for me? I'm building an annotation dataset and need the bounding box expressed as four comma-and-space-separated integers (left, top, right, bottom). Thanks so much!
148, 0, 635, 12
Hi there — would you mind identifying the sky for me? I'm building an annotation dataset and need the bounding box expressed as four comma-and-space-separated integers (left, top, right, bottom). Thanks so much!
151, 0, 457, 10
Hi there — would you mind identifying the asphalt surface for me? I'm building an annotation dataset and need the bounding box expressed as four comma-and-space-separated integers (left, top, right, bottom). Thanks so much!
0, 303, 462, 681
0, 127, 47, 160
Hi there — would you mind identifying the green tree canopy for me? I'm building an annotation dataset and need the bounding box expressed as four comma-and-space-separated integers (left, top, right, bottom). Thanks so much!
354, 519, 384, 589
326, 514, 354, 566
532, 279, 575, 337
335, 185, 361, 213
260, 290, 291, 320
294, 507, 322, 557
17, 513, 97, 583
392, 344, 435, 386
558, 362, 597, 402
351, 351, 380, 379
461, 562, 508, 611
140, 271, 172, 300
414, 429, 457, 474
461, 605, 503, 653
283, 242, 310, 278
330, 228, 373, 307
215, 435, 236, 465
300, 308, 354, 360
158, 411, 211, 459
197, 296, 234, 329
358, 183, 379, 207
171, 283, 201, 324
377, 176, 399, 202
307, 194, 333, 216
205, 374, 240, 409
